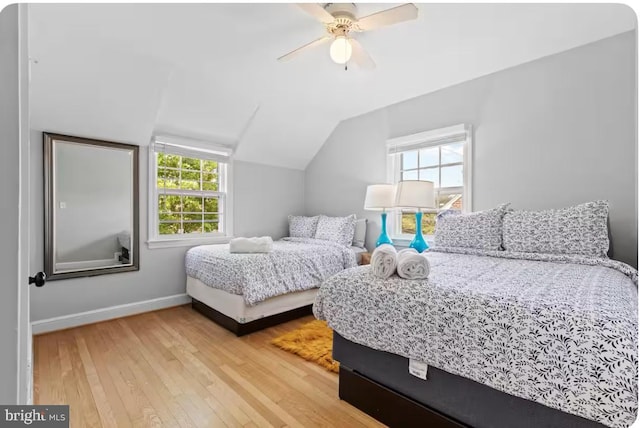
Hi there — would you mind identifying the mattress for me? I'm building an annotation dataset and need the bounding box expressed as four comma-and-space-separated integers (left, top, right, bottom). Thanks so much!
187, 276, 317, 324
185, 237, 357, 305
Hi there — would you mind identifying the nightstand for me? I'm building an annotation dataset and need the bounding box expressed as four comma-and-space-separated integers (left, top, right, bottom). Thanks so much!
360, 252, 371, 265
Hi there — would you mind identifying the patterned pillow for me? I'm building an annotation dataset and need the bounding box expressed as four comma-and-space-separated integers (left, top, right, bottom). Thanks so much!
434, 204, 510, 250
288, 215, 319, 238
352, 218, 367, 248
315, 215, 357, 247
502, 201, 610, 258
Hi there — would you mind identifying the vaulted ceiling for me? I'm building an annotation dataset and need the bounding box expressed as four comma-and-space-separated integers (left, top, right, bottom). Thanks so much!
28, 3, 635, 170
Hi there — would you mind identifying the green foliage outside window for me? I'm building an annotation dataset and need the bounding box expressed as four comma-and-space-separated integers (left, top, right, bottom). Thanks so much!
157, 153, 221, 235
401, 213, 437, 235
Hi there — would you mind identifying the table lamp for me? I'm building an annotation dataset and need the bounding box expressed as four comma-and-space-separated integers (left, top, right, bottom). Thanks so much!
394, 180, 435, 252
364, 184, 395, 247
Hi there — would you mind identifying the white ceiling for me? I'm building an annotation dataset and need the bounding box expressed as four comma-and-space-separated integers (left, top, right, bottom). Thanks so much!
29, 3, 636, 170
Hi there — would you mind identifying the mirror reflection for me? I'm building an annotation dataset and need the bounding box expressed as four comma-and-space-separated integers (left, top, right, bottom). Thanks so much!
45, 133, 139, 280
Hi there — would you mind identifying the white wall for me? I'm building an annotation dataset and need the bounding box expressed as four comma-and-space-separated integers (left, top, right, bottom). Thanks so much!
55, 142, 133, 263
305, 31, 638, 267
234, 160, 306, 238
30, 134, 305, 321
0, 4, 21, 404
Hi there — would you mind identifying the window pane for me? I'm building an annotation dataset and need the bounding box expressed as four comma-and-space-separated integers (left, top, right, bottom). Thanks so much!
401, 213, 415, 234
204, 197, 219, 213
204, 213, 219, 221
157, 168, 179, 189
158, 195, 180, 221
158, 153, 180, 168
159, 167, 180, 179
402, 212, 437, 235
180, 180, 200, 191
402, 151, 418, 170
161, 194, 182, 213
182, 157, 201, 171
159, 223, 180, 235
402, 170, 418, 181
441, 165, 463, 188
182, 196, 203, 214
203, 222, 219, 233
183, 223, 202, 234
419, 147, 439, 167
202, 179, 218, 191
438, 193, 463, 210
421, 213, 437, 235
441, 143, 464, 164
182, 170, 200, 182
419, 168, 439, 187
203, 160, 218, 172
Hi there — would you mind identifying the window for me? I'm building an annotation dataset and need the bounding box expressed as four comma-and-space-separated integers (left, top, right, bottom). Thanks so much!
148, 136, 233, 247
387, 124, 472, 239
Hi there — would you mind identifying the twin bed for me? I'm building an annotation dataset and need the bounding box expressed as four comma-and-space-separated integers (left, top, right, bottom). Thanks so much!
185, 235, 363, 335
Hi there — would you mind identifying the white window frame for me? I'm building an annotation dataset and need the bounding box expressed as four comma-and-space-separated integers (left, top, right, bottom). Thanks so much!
386, 124, 473, 243
147, 135, 234, 249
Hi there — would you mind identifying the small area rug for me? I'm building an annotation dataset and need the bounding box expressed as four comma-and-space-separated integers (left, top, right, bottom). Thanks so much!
271, 320, 339, 373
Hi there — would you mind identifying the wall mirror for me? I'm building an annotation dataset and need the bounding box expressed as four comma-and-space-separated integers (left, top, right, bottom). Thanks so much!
44, 133, 139, 280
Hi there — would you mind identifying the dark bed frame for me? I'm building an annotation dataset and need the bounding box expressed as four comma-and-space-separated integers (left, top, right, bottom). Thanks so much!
340, 365, 467, 427
191, 298, 313, 336
334, 333, 606, 428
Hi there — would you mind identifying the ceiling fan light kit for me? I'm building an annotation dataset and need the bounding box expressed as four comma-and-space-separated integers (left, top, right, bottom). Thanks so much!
329, 36, 352, 64
278, 3, 419, 70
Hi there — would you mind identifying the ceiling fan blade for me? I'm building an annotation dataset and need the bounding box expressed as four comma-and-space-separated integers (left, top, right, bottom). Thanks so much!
356, 4, 418, 32
349, 39, 376, 69
278, 36, 332, 62
296, 3, 335, 24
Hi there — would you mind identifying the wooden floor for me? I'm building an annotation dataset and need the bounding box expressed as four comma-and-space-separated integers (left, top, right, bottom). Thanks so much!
34, 305, 385, 428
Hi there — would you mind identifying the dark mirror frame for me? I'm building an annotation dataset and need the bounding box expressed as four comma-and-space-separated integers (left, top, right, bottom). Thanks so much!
44, 133, 140, 280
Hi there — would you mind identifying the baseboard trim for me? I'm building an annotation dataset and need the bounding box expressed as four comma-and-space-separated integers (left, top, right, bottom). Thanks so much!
32, 294, 191, 334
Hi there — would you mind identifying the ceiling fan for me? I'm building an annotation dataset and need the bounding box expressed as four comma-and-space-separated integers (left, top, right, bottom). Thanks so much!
278, 3, 419, 69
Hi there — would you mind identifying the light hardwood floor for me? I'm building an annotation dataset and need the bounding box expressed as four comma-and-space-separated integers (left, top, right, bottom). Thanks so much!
34, 305, 384, 428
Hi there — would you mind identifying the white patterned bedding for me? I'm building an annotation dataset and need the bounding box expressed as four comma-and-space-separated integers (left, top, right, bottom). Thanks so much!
185, 237, 357, 306
314, 250, 638, 428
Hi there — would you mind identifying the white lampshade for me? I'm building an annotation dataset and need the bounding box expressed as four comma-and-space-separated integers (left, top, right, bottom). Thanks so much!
329, 36, 353, 64
364, 184, 395, 210
394, 180, 436, 209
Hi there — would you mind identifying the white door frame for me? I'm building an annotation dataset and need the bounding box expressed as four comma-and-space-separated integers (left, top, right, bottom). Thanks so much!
17, 3, 32, 404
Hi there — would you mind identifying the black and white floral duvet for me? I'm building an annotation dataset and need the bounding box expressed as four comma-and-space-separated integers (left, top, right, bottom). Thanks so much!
314, 249, 638, 428
185, 237, 357, 306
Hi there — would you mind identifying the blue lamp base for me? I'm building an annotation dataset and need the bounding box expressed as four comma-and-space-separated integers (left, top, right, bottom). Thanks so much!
376, 212, 393, 247
410, 211, 429, 253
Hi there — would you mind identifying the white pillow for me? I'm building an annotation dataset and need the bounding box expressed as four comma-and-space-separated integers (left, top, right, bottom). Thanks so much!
314, 215, 357, 247
352, 218, 367, 248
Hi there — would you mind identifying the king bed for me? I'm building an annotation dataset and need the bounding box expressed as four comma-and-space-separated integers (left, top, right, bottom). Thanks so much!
314, 201, 638, 428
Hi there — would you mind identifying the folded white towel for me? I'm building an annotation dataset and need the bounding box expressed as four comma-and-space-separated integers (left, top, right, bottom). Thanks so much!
229, 236, 274, 253
397, 248, 431, 280
371, 244, 398, 279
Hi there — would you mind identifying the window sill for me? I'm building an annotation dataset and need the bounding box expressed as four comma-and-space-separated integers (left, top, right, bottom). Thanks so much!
147, 236, 232, 249
391, 236, 435, 248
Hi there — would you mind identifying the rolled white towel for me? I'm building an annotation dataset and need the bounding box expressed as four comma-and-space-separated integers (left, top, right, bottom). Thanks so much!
397, 249, 431, 280
371, 244, 398, 279
229, 236, 274, 253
